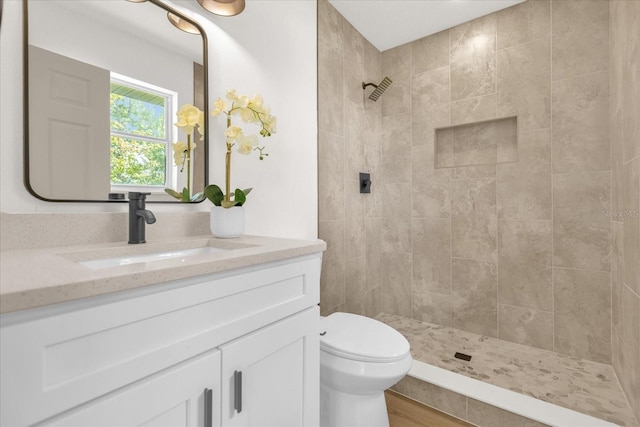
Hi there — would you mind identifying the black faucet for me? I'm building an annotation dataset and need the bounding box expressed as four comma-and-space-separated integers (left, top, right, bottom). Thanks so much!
128, 192, 156, 244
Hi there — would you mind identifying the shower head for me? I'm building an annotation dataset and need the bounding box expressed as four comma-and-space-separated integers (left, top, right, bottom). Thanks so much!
361, 77, 392, 101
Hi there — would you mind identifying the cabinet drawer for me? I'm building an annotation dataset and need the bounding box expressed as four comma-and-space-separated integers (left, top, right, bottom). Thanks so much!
44, 350, 221, 427
0, 254, 321, 426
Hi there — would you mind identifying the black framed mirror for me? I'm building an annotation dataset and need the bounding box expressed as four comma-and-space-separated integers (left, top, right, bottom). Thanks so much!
23, 0, 208, 203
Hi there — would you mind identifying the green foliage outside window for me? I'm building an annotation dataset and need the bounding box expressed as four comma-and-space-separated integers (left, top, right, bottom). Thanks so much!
109, 90, 168, 186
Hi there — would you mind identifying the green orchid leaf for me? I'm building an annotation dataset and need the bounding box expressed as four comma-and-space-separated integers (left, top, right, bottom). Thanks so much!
204, 185, 224, 206
234, 188, 247, 206
164, 188, 182, 200
243, 188, 253, 197
181, 187, 191, 202
221, 199, 237, 208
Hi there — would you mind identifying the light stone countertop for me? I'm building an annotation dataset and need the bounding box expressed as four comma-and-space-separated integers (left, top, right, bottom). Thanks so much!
0, 235, 326, 314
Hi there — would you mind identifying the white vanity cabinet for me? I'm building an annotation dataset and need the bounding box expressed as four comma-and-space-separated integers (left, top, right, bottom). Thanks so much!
220, 307, 318, 427
0, 253, 321, 427
42, 350, 222, 427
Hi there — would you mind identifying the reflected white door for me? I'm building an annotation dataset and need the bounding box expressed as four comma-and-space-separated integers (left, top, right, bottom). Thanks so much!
29, 45, 110, 199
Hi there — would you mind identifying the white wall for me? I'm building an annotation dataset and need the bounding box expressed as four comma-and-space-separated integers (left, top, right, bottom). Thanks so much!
0, 0, 318, 240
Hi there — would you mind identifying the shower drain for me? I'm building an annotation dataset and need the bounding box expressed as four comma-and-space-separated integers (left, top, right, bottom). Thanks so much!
454, 352, 472, 362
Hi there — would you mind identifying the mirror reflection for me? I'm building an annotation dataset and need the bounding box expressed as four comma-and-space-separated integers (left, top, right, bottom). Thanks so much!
25, 0, 208, 202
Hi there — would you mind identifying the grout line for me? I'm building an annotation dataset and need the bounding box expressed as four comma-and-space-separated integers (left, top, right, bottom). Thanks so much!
552, 265, 612, 274
448, 27, 454, 329
551, 68, 610, 85
498, 302, 553, 315
496, 33, 552, 53
550, 0, 556, 355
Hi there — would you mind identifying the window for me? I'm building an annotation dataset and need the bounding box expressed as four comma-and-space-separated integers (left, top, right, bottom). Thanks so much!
109, 73, 177, 192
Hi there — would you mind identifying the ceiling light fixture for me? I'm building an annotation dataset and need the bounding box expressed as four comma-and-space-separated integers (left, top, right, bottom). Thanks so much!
196, 0, 245, 17
167, 12, 201, 35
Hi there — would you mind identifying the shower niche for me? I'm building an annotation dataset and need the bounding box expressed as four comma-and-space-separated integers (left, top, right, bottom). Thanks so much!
434, 116, 518, 169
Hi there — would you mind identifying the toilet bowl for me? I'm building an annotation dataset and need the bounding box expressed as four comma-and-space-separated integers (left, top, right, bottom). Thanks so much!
319, 312, 413, 427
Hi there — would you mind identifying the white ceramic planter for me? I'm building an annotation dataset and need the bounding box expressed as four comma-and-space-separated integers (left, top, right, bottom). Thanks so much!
210, 206, 245, 238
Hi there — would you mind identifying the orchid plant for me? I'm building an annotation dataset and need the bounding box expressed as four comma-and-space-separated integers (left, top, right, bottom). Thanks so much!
165, 104, 206, 202
205, 90, 277, 208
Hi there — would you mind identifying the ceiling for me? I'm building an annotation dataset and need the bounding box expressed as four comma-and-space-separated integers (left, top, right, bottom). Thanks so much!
328, 0, 525, 52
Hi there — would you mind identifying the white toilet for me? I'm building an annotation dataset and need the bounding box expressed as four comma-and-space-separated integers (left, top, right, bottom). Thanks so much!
319, 312, 413, 427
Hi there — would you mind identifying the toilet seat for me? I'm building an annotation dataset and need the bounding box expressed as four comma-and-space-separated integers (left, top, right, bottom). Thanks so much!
320, 313, 410, 363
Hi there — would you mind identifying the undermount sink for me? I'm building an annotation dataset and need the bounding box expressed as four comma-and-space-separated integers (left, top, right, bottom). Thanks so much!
78, 246, 228, 269
58, 238, 254, 270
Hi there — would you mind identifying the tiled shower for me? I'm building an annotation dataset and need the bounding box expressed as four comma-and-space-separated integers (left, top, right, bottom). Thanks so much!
318, 0, 639, 422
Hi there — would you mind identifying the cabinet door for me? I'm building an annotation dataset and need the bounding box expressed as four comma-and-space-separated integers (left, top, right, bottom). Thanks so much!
44, 350, 222, 427
220, 307, 319, 427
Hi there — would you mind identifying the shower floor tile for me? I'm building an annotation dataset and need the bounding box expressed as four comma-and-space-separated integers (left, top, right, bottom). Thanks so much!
377, 313, 638, 427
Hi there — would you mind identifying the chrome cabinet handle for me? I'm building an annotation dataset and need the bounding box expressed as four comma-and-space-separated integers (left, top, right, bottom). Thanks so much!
204, 388, 213, 427
234, 370, 243, 413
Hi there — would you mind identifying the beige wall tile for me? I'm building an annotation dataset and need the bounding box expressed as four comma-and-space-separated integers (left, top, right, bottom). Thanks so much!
467, 398, 548, 427
554, 267, 611, 363
497, 0, 550, 50
403, 376, 467, 420
318, 130, 345, 221
364, 100, 382, 148
411, 30, 450, 75
364, 285, 382, 319
498, 219, 552, 311
553, 171, 611, 271
452, 258, 498, 337
612, 221, 624, 333
364, 144, 382, 218
451, 94, 496, 126
412, 66, 450, 124
413, 290, 453, 327
381, 44, 411, 117
552, 0, 609, 81
319, 220, 345, 312
344, 256, 366, 315
610, 0, 626, 216
381, 252, 413, 317
366, 218, 383, 290
317, 0, 344, 135
345, 180, 366, 258
497, 37, 551, 132
382, 216, 412, 254
498, 305, 553, 351
623, 158, 640, 295
364, 38, 381, 86
622, 2, 640, 164
412, 145, 451, 218
451, 178, 497, 262
611, 326, 624, 393
381, 182, 412, 253
614, 320, 640, 425
497, 129, 552, 220
412, 218, 451, 294
452, 164, 496, 180
413, 103, 451, 148
343, 21, 365, 104
344, 100, 365, 179
621, 286, 640, 423
381, 113, 412, 184
381, 181, 412, 218
611, 108, 625, 215
552, 71, 610, 173
435, 128, 454, 169
450, 14, 497, 101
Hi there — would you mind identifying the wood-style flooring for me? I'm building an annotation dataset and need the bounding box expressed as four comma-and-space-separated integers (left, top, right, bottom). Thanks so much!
385, 390, 474, 427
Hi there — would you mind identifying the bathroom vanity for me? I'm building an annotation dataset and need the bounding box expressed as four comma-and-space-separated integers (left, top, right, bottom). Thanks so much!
0, 235, 325, 427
